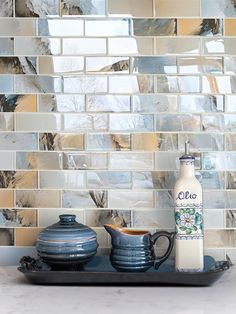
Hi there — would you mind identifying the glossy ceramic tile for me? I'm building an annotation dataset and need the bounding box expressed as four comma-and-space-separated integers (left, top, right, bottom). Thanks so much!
154, 0, 200, 17
155, 114, 201, 132
0, 209, 37, 227
39, 133, 84, 151
201, 0, 236, 17
64, 76, 107, 93
63, 38, 106, 55
155, 38, 201, 55
178, 57, 223, 74
15, 0, 59, 17
0, 190, 14, 208
178, 133, 224, 151
0, 38, 14, 56
202, 38, 236, 55
132, 133, 178, 151
0, 113, 14, 131
39, 56, 84, 74
39, 95, 85, 112
109, 38, 154, 55
132, 95, 177, 113
38, 208, 84, 227
87, 133, 131, 151
227, 95, 236, 112
61, 0, 105, 15
133, 57, 177, 74
203, 152, 236, 171
202, 76, 236, 94
225, 19, 236, 35
15, 38, 61, 56
0, 228, 14, 246
109, 152, 154, 170
0, 0, 13, 17
16, 152, 62, 170
16, 113, 61, 132
16, 190, 61, 208
178, 19, 223, 36
86, 57, 129, 74
62, 190, 108, 208
39, 171, 84, 189
0, 152, 14, 170
133, 171, 177, 189
63, 152, 107, 169
133, 210, 174, 228
0, 76, 14, 93
85, 20, 130, 36
109, 0, 152, 16
108, 191, 154, 208
109, 75, 154, 93
179, 95, 224, 112
110, 114, 154, 132
133, 19, 177, 36
15, 228, 42, 246
0, 95, 37, 112
85, 210, 131, 228
0, 19, 36, 36
14, 76, 62, 93
38, 19, 83, 36
227, 172, 236, 189
155, 152, 201, 171
0, 133, 37, 151
63, 114, 108, 131
225, 57, 236, 74
1, 0, 236, 256
155, 76, 200, 93
225, 134, 236, 150
87, 95, 130, 112
0, 171, 37, 189
87, 171, 131, 189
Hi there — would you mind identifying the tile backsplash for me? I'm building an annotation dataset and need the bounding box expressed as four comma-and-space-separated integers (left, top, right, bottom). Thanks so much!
0, 0, 236, 264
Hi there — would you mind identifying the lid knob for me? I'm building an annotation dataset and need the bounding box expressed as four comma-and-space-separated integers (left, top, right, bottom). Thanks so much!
59, 214, 76, 225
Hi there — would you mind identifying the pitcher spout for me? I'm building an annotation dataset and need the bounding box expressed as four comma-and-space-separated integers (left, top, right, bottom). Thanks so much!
104, 224, 122, 238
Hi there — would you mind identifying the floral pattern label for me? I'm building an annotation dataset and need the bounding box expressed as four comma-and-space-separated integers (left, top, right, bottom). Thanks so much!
175, 206, 203, 240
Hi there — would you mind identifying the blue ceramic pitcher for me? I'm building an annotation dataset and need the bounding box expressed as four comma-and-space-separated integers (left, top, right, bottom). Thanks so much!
104, 224, 175, 272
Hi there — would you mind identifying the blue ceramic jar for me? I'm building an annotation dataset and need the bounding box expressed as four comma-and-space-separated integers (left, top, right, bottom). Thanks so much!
36, 214, 98, 269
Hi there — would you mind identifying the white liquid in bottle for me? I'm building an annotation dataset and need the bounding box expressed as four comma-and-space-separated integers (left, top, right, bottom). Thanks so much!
174, 141, 204, 272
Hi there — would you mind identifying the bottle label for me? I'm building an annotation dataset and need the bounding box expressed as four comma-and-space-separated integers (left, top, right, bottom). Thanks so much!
175, 204, 203, 240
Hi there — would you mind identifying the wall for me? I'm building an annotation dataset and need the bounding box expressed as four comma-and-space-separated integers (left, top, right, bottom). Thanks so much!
0, 0, 236, 264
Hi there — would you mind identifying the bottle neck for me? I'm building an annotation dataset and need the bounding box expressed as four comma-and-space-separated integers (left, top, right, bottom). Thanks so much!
179, 160, 195, 178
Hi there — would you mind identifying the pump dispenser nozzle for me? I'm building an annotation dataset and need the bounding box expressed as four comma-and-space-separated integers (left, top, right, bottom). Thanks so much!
185, 141, 190, 155
179, 140, 194, 160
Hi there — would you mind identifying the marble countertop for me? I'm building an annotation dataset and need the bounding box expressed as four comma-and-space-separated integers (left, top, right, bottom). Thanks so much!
0, 266, 235, 314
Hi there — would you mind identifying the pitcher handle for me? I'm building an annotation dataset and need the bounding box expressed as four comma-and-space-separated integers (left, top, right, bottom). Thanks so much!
151, 231, 175, 270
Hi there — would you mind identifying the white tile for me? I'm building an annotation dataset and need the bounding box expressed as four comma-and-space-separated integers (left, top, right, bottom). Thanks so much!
0, 152, 15, 170
16, 113, 62, 132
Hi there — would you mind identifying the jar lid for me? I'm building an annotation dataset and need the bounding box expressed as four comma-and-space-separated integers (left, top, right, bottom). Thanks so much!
37, 214, 97, 242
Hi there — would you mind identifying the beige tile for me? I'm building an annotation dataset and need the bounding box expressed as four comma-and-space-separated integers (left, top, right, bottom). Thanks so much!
15, 228, 43, 246
39, 133, 84, 151
225, 19, 236, 35
15, 95, 37, 112
108, 0, 153, 17
155, 0, 200, 17
0, 190, 14, 208
16, 190, 61, 208
5, 171, 38, 189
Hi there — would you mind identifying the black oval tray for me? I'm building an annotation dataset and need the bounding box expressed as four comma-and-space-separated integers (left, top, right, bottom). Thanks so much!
18, 255, 232, 286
